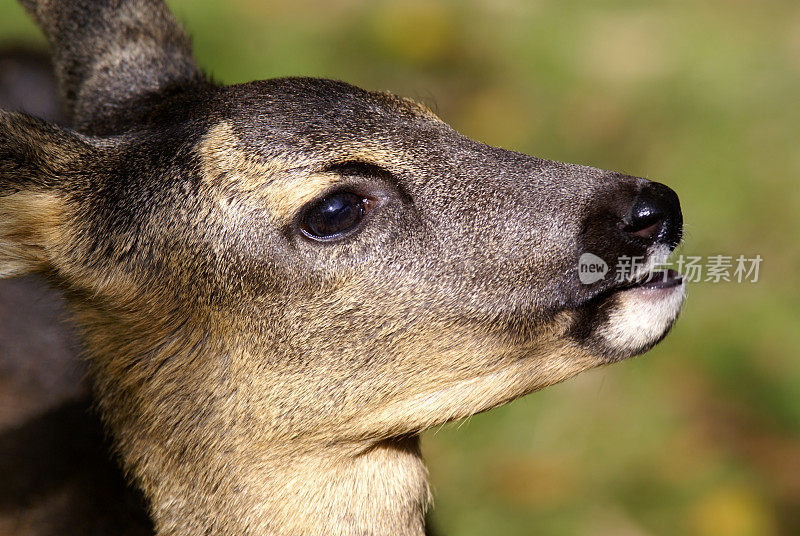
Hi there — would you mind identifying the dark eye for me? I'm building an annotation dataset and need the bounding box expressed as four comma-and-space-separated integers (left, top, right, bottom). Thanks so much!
302, 191, 373, 240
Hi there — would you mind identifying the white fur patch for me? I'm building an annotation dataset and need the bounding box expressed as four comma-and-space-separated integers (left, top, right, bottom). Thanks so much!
599, 281, 686, 353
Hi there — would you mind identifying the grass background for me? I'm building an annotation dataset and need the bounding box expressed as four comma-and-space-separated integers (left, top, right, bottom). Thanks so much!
2, 0, 799, 534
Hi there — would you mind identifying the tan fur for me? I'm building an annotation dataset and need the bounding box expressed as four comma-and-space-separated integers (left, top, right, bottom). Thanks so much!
198, 121, 419, 224
0, 191, 64, 277
199, 122, 334, 222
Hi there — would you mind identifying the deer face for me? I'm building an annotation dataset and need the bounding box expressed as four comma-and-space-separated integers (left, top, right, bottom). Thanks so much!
2, 76, 683, 445
192, 79, 684, 441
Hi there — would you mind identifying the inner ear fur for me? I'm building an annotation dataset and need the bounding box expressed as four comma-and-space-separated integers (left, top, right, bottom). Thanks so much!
0, 111, 96, 278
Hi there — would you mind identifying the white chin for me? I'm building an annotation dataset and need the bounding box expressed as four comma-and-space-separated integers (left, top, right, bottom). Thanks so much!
598, 281, 686, 358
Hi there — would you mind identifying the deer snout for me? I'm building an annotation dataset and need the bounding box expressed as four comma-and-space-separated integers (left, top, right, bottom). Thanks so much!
619, 181, 683, 249
571, 178, 685, 360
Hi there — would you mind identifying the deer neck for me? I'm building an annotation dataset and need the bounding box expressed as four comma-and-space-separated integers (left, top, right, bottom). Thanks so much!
78, 307, 431, 535
139, 435, 431, 536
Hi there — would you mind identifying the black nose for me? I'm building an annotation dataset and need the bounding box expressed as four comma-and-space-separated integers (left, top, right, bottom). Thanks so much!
620, 182, 683, 248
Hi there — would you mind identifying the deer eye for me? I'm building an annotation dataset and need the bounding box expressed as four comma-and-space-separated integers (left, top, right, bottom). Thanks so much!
301, 191, 374, 240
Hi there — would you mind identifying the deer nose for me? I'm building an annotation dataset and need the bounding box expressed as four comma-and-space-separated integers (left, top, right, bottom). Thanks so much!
620, 182, 683, 248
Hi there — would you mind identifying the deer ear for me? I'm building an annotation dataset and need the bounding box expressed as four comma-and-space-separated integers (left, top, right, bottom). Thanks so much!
0, 111, 94, 278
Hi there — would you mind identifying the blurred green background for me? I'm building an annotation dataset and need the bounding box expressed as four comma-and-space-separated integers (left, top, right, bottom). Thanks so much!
2, 0, 799, 534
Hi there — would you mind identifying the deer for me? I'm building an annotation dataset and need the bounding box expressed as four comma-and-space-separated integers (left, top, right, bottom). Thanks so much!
0, 1, 685, 534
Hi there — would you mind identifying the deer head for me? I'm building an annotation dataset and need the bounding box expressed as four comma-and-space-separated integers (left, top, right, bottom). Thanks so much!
0, 1, 684, 534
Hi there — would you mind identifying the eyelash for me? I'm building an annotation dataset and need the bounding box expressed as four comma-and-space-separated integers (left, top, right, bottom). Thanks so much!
322, 161, 394, 180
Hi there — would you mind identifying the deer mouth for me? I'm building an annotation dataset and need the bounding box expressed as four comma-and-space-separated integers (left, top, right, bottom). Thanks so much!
618, 268, 684, 292
568, 261, 686, 361
577, 261, 685, 309
595, 267, 686, 359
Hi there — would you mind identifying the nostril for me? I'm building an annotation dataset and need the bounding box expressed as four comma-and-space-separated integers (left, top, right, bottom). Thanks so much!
620, 206, 665, 240
619, 181, 682, 246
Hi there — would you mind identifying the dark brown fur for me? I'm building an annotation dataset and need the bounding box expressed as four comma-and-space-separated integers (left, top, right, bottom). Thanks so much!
0, 46, 153, 535
0, 2, 685, 534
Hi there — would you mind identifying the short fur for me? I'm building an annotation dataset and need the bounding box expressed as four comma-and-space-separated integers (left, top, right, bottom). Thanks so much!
1, 1, 685, 535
